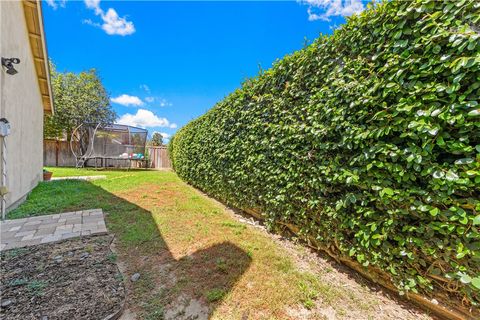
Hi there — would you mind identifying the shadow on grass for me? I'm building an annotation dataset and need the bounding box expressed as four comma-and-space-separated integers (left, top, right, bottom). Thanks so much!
10, 180, 252, 319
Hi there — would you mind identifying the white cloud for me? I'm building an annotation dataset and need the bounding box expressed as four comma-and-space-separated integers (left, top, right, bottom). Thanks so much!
84, 0, 135, 36
160, 132, 171, 139
102, 9, 135, 36
140, 84, 151, 93
111, 94, 144, 107
300, 0, 364, 21
82, 19, 101, 28
85, 0, 102, 14
159, 98, 172, 107
143, 96, 172, 107
45, 0, 66, 9
117, 109, 177, 129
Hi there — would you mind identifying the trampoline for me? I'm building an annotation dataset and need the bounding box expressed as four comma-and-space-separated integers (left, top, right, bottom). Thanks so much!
70, 123, 148, 168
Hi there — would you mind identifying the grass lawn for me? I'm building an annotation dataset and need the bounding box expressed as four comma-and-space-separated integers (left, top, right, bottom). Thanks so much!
9, 168, 431, 319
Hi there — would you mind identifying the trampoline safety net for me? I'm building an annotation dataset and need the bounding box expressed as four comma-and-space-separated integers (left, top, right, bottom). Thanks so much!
71, 123, 148, 168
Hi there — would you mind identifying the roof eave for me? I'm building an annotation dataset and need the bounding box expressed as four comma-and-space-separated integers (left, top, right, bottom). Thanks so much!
22, 0, 54, 115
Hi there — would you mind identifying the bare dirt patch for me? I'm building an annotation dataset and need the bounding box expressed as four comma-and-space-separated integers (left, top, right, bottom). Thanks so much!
0, 235, 125, 320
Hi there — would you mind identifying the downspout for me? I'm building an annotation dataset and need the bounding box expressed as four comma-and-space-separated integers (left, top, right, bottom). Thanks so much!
0, 45, 7, 220
1, 133, 7, 220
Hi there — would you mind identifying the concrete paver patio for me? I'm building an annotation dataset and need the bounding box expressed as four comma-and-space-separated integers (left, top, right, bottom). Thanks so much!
0, 209, 107, 251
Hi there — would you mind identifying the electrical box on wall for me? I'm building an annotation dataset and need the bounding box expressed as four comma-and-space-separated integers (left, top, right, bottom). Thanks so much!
0, 118, 11, 137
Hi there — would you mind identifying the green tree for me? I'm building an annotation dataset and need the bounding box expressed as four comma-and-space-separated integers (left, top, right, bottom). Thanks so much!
149, 132, 163, 146
44, 62, 116, 139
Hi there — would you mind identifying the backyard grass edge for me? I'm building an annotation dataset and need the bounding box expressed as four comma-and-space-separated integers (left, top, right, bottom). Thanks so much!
187, 182, 478, 320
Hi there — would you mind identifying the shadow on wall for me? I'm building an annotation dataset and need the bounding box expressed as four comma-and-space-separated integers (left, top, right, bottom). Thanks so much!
10, 179, 251, 319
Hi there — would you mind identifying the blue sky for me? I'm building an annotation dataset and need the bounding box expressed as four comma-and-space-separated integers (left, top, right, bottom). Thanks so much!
43, 0, 365, 141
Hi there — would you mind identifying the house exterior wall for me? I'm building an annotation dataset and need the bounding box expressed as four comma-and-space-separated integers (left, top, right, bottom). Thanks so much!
0, 1, 44, 211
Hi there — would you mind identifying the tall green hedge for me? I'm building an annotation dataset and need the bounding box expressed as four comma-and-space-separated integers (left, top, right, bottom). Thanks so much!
170, 0, 480, 306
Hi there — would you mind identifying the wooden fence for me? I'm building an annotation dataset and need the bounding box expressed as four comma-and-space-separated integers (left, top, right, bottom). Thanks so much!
147, 146, 171, 169
44, 139, 77, 167
43, 139, 171, 169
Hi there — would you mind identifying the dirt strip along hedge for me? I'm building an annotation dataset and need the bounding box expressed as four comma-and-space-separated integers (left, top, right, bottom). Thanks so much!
169, 0, 480, 314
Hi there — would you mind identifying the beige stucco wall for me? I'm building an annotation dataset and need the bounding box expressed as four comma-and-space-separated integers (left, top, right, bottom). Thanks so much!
0, 1, 44, 211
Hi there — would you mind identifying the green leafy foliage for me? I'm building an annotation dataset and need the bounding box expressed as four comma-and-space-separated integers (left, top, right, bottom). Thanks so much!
148, 132, 164, 146
170, 0, 480, 306
44, 61, 116, 139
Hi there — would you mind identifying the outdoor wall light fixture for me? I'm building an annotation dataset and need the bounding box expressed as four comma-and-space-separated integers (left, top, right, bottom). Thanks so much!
1, 57, 21, 75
